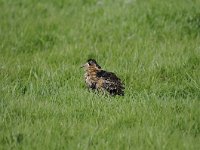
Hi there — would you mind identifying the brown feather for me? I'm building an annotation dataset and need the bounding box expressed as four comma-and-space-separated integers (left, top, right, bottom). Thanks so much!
82, 59, 124, 96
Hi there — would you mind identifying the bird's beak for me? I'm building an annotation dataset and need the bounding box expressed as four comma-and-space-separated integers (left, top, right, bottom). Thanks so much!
80, 63, 86, 68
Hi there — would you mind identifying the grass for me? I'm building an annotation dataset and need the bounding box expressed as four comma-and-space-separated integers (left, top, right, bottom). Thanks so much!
0, 0, 200, 149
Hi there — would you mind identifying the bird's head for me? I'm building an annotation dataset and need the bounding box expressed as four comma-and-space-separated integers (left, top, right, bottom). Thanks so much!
81, 59, 101, 70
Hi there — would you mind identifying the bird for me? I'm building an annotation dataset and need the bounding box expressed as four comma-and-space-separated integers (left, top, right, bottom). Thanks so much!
81, 59, 125, 96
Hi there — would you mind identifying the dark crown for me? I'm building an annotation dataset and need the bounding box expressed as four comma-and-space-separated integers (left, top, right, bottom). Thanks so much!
87, 59, 101, 69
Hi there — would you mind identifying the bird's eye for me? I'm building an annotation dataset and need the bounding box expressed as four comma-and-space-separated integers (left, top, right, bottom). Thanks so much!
88, 61, 92, 65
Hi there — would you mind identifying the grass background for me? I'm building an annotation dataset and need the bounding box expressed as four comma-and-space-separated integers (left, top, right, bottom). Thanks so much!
0, 0, 200, 149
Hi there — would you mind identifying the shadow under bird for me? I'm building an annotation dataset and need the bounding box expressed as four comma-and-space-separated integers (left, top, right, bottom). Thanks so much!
81, 59, 125, 96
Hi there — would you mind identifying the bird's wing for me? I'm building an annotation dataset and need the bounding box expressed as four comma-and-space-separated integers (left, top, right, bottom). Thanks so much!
96, 70, 124, 89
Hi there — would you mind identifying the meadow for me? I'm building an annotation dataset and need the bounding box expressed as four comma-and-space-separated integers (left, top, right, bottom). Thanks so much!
0, 0, 200, 149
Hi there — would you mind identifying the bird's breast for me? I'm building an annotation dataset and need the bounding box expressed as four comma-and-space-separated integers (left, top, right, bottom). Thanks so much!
84, 73, 98, 87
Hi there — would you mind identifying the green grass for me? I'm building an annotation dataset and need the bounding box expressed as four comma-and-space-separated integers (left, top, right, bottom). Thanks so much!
0, 0, 200, 149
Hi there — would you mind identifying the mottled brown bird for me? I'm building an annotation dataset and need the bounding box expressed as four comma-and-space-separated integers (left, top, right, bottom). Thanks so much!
81, 59, 125, 96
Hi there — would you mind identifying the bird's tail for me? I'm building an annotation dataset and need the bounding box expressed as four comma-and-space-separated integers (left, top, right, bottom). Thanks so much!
104, 82, 124, 96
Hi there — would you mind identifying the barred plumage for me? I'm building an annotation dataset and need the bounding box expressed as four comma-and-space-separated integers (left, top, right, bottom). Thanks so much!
81, 59, 125, 96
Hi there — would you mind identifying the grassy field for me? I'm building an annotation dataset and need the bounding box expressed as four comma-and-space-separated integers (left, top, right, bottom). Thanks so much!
0, 0, 200, 149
